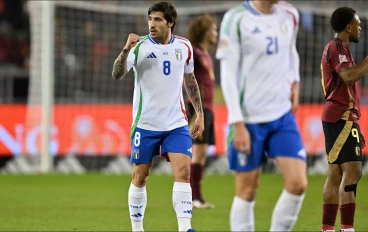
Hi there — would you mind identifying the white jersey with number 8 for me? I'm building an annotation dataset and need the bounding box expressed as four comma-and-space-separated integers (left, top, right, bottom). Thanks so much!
126, 34, 194, 132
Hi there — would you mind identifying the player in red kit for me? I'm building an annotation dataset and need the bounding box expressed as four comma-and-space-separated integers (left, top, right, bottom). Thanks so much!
186, 15, 218, 209
320, 7, 368, 232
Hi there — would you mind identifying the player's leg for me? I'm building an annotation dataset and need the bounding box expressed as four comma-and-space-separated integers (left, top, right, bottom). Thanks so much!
190, 143, 209, 207
189, 108, 214, 209
162, 126, 195, 232
272, 157, 307, 231
230, 170, 259, 232
320, 120, 347, 231
267, 111, 307, 232
321, 164, 342, 231
129, 128, 161, 232
322, 120, 363, 231
228, 123, 265, 232
129, 163, 153, 232
339, 161, 362, 232
337, 122, 363, 231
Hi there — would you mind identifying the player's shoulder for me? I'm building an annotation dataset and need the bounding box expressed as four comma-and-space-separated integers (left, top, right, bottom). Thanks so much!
173, 35, 192, 47
130, 35, 150, 50
220, 3, 247, 34
276, 1, 299, 20
327, 39, 348, 54
137, 35, 152, 46
223, 3, 247, 17
222, 3, 247, 23
276, 1, 298, 14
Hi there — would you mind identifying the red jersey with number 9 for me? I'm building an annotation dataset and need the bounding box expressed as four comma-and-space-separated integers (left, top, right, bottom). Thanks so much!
320, 38, 361, 122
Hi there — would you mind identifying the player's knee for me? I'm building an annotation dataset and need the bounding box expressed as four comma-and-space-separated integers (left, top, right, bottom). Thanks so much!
285, 178, 307, 195
345, 168, 362, 183
237, 185, 258, 201
236, 180, 258, 201
132, 172, 150, 187
175, 165, 190, 182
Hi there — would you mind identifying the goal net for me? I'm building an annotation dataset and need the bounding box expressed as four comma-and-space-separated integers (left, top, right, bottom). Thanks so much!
2, 0, 368, 173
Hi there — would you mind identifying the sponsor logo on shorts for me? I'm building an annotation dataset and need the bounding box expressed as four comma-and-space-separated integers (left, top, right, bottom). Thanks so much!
133, 149, 140, 159
298, 149, 307, 158
187, 147, 192, 153
238, 152, 247, 166
356, 146, 361, 156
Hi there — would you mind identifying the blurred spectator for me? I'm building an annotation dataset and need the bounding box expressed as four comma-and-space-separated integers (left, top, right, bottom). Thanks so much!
0, 0, 30, 68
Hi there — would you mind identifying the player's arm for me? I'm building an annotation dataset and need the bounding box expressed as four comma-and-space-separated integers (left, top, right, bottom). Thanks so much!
339, 57, 368, 85
288, 8, 301, 112
216, 12, 243, 124
216, 12, 250, 153
112, 33, 139, 80
183, 72, 204, 116
183, 42, 204, 138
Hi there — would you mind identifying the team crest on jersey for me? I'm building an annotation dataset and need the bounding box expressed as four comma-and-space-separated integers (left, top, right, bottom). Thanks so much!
280, 22, 287, 33
175, 48, 182, 61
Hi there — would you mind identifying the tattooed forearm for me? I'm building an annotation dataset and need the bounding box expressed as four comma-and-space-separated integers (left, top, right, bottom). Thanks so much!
112, 48, 130, 80
184, 72, 204, 115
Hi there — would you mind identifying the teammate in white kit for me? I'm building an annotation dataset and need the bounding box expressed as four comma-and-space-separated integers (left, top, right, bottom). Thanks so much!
216, 1, 307, 231
112, 2, 204, 232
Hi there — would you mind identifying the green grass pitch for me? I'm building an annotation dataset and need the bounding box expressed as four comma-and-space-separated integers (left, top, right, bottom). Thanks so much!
1, 173, 368, 231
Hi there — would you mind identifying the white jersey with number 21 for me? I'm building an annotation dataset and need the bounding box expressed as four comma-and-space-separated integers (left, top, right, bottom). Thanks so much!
126, 34, 194, 131
216, 1, 300, 124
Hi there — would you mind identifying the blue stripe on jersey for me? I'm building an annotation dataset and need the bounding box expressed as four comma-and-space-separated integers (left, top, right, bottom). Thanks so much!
243, 0, 276, 15
148, 34, 175, 44
169, 35, 175, 44
148, 34, 158, 44
243, 0, 261, 15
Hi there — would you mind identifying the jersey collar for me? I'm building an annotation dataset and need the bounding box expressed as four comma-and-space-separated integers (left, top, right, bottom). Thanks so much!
148, 34, 175, 44
243, 0, 276, 16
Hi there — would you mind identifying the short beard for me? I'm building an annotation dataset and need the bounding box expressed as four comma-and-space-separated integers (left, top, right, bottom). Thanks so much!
350, 36, 359, 43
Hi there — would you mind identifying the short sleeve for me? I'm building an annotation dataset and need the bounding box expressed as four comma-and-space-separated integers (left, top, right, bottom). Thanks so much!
330, 41, 353, 73
215, 9, 243, 60
126, 48, 135, 72
183, 42, 194, 74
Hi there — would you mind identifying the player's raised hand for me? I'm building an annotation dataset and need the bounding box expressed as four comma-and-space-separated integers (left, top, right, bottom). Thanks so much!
233, 122, 251, 154
124, 33, 140, 50
192, 114, 204, 139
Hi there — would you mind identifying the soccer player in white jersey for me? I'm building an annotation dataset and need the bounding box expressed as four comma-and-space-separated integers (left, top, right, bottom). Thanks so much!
111, 2, 204, 232
216, 1, 308, 231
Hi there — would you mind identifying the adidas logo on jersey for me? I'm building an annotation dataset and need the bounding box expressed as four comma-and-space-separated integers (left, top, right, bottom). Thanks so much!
147, 52, 157, 58
252, 27, 261, 34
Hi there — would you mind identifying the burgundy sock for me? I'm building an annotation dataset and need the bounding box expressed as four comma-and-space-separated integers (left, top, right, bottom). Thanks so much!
190, 164, 203, 201
340, 203, 356, 229
322, 204, 339, 230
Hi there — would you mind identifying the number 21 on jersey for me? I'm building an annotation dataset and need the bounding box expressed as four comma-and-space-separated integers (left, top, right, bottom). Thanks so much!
163, 61, 171, 75
266, 36, 278, 55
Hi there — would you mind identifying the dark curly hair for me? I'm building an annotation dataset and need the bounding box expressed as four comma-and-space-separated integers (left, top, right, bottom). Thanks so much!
187, 14, 217, 46
148, 2, 177, 32
330, 7, 356, 33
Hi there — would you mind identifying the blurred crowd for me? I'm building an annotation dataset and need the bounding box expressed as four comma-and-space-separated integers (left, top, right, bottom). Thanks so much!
0, 0, 368, 104
0, 0, 29, 69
